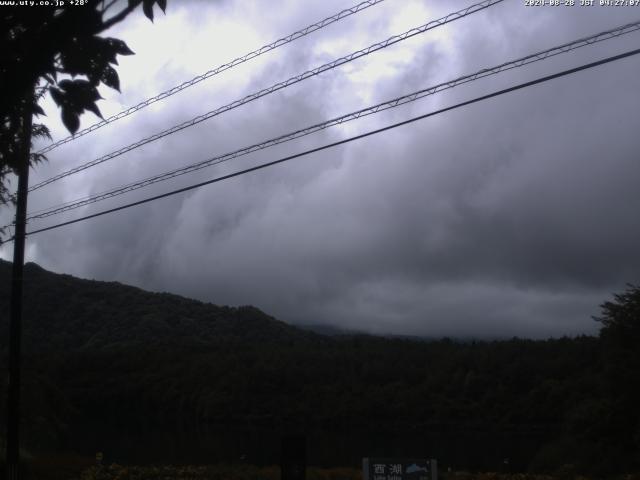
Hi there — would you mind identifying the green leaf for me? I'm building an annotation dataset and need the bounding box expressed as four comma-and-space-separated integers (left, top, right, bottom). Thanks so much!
105, 37, 135, 57
49, 87, 64, 106
52, 80, 104, 131
61, 108, 80, 134
143, 0, 154, 21
29, 152, 48, 165
31, 123, 51, 140
59, 79, 102, 106
85, 101, 103, 119
32, 104, 46, 117
60, 36, 119, 79
101, 65, 120, 92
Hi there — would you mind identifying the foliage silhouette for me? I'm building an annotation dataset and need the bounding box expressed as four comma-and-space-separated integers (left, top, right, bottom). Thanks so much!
0, 0, 168, 212
1, 261, 636, 473
593, 285, 640, 470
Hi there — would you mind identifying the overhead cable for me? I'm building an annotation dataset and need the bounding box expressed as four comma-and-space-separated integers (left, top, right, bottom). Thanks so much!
29, 0, 504, 192
10, 46, 639, 242
25, 19, 640, 221
36, 0, 388, 155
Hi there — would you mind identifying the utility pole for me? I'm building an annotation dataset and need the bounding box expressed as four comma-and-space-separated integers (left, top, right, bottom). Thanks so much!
6, 88, 34, 480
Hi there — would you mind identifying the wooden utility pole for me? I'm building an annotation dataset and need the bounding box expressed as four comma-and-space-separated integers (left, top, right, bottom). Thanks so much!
5, 89, 33, 480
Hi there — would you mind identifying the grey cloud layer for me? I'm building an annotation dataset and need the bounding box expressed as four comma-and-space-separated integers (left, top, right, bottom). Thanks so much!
6, 0, 639, 338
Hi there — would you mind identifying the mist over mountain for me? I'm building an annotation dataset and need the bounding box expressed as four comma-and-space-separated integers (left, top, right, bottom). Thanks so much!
0, 259, 318, 352
0, 261, 637, 474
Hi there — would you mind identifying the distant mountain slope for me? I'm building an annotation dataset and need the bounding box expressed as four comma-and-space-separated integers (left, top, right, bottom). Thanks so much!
0, 259, 318, 351
298, 323, 363, 336
0, 260, 626, 473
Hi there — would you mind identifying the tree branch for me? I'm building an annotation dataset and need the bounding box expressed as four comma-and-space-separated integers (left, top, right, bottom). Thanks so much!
101, 0, 120, 16
99, 1, 141, 33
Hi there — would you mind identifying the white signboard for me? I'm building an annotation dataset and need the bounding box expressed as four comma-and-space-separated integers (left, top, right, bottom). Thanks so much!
363, 458, 437, 480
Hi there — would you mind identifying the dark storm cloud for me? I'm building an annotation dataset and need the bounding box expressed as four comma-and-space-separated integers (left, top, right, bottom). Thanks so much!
4, 0, 639, 338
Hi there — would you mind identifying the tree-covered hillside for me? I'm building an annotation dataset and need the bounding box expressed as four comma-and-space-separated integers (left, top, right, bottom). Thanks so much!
0, 261, 638, 474
0, 260, 317, 351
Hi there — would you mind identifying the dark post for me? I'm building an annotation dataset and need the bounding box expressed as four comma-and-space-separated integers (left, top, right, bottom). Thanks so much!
281, 435, 306, 480
5, 89, 33, 480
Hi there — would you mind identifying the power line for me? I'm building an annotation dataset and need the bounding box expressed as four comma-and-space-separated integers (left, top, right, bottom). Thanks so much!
24, 19, 640, 222
28, 0, 504, 192
36, 0, 388, 155
11, 47, 639, 242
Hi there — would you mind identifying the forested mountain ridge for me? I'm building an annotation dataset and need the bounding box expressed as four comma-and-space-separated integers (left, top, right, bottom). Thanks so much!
0, 259, 318, 351
0, 261, 638, 474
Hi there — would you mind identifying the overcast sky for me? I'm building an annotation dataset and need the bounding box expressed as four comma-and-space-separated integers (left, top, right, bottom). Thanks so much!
2, 0, 639, 338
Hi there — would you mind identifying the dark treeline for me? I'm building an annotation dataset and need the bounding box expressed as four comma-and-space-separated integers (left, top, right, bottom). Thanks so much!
0, 260, 638, 474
